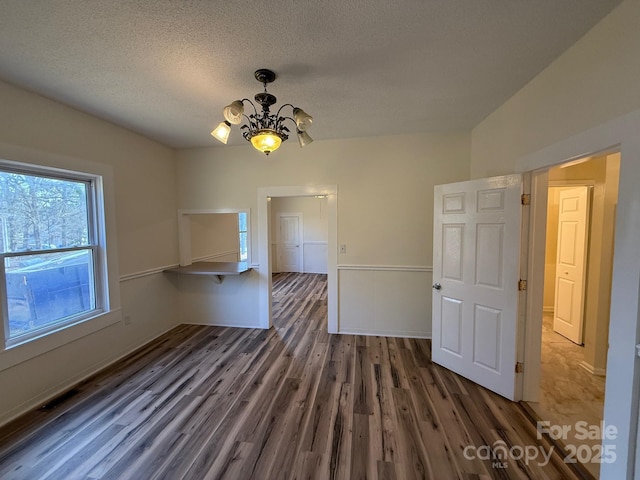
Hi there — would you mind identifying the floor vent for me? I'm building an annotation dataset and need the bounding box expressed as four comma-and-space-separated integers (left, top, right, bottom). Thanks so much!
40, 388, 80, 411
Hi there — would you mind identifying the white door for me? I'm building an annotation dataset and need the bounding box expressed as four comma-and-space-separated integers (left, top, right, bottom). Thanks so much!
553, 186, 590, 344
432, 175, 523, 400
279, 214, 302, 272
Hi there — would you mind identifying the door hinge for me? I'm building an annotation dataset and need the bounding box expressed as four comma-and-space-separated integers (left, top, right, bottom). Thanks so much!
521, 194, 531, 205
518, 279, 527, 291
515, 362, 524, 373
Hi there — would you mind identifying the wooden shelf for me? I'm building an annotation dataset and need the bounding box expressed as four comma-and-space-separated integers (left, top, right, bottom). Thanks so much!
164, 261, 251, 283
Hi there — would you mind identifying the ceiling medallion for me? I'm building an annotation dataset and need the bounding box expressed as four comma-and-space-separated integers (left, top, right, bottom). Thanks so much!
211, 69, 313, 155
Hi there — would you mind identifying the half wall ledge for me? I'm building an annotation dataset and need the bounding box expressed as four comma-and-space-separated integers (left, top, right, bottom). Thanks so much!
164, 261, 251, 284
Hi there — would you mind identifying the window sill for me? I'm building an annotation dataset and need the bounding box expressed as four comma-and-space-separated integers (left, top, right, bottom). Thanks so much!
0, 309, 121, 372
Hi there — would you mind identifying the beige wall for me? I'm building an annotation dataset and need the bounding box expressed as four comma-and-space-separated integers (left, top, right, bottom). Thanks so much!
190, 213, 238, 262
0, 79, 179, 425
177, 132, 470, 336
178, 133, 470, 266
471, 0, 640, 178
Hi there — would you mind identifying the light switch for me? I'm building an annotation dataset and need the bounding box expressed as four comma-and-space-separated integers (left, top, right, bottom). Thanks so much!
339, 244, 347, 254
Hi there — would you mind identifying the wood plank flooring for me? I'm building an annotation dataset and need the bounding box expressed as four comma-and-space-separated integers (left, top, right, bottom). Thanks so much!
0, 273, 583, 479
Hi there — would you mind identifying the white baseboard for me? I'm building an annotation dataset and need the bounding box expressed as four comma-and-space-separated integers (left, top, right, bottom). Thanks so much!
579, 360, 607, 376
182, 321, 265, 330
543, 306, 554, 314
337, 329, 431, 340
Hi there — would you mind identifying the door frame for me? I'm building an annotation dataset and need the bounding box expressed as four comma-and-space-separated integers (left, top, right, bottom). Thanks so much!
276, 212, 303, 272
257, 185, 338, 333
523, 179, 598, 401
516, 110, 640, 478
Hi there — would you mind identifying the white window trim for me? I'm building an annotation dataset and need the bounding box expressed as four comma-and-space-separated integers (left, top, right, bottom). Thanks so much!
238, 211, 249, 263
0, 143, 121, 372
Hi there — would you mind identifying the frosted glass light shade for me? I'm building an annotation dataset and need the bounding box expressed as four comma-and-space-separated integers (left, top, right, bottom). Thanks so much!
223, 100, 244, 125
211, 121, 231, 144
250, 129, 282, 155
297, 130, 313, 148
293, 107, 313, 131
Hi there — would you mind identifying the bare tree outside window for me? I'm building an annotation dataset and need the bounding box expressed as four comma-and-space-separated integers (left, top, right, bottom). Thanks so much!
0, 168, 102, 342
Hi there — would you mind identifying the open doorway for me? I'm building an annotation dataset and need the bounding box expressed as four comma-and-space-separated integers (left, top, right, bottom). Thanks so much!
257, 185, 337, 333
269, 195, 329, 330
270, 196, 328, 275
525, 153, 620, 478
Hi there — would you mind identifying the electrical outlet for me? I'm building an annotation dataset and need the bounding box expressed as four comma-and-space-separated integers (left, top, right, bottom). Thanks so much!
124, 315, 132, 325
339, 244, 347, 254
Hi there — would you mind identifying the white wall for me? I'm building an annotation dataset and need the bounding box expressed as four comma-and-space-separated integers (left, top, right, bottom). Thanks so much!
471, 1, 640, 476
0, 79, 179, 426
176, 132, 470, 337
338, 268, 431, 337
176, 270, 260, 327
271, 196, 328, 274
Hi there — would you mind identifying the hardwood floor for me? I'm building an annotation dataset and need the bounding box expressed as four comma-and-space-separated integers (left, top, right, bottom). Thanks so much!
0, 273, 583, 479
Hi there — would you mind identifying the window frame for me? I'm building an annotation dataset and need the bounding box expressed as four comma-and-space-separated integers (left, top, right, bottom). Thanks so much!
0, 154, 117, 359
238, 211, 248, 263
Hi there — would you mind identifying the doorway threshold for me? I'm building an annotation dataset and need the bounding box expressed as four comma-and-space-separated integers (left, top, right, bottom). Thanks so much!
519, 401, 596, 480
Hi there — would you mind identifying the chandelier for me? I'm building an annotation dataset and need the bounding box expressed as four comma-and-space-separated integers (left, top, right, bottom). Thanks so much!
211, 69, 313, 155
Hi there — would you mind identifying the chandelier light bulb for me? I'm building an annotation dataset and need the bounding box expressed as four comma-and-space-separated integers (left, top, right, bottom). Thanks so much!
211, 69, 314, 155
250, 129, 282, 155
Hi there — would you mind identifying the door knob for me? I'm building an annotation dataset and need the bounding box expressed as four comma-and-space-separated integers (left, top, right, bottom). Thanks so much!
432, 283, 442, 290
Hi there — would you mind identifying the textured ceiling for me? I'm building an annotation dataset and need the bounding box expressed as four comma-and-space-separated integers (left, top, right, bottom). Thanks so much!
0, 0, 623, 149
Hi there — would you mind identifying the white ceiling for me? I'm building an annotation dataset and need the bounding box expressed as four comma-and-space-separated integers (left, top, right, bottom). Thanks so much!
0, 0, 622, 149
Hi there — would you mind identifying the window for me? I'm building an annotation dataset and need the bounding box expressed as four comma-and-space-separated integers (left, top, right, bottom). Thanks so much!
238, 212, 248, 262
0, 165, 106, 346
